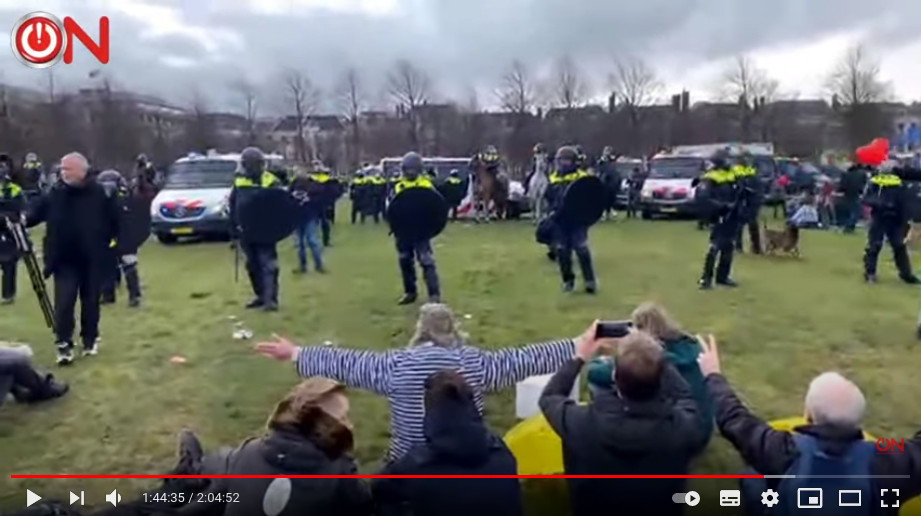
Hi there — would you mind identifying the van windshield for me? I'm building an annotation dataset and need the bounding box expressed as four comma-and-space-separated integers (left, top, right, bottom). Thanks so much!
165, 160, 238, 189
649, 157, 703, 179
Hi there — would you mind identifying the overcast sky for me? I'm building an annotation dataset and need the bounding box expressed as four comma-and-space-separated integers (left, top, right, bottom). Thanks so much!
1, 0, 920, 115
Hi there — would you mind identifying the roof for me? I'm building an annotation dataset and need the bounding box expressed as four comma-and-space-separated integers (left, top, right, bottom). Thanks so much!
658, 142, 774, 158
174, 151, 284, 163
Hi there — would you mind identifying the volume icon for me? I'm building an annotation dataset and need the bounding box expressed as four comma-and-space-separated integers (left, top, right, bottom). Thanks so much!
105, 490, 120, 507
70, 491, 84, 505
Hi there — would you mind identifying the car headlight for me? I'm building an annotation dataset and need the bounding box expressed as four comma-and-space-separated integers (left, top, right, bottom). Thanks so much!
211, 202, 228, 216
641, 191, 652, 199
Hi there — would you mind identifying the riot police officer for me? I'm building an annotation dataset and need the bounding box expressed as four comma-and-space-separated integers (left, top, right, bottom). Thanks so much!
308, 163, 334, 247
0, 158, 23, 304
19, 152, 43, 201
862, 163, 921, 284
349, 170, 367, 224
97, 170, 143, 307
545, 146, 597, 293
732, 153, 763, 254
229, 147, 284, 311
444, 169, 464, 220
697, 154, 741, 289
134, 154, 160, 199
391, 152, 441, 305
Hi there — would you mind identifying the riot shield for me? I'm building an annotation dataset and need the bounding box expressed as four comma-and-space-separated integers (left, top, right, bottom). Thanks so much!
116, 196, 152, 254
386, 187, 448, 242
437, 180, 465, 207
555, 175, 607, 228
238, 188, 301, 245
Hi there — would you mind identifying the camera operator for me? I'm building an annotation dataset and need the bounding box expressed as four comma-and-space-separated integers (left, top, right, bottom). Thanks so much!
25, 152, 120, 365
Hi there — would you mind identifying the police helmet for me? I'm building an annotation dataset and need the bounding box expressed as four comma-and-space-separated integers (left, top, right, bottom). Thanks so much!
356, 171, 365, 178
25, 152, 38, 162
240, 147, 265, 176
401, 151, 424, 178
97, 169, 125, 196
602, 146, 613, 156
533, 143, 546, 155
449, 169, 459, 177
136, 153, 148, 165
555, 146, 579, 174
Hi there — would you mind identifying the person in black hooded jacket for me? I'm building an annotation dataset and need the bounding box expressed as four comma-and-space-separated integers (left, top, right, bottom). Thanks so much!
372, 370, 523, 516
178, 377, 372, 516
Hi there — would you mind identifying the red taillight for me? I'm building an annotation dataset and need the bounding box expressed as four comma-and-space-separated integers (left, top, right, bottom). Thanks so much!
654, 188, 666, 195
674, 188, 688, 196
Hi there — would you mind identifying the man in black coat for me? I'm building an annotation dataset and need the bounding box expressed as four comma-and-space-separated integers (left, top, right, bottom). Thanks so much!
697, 335, 921, 514
26, 152, 120, 365
373, 370, 522, 516
539, 326, 705, 516
839, 165, 868, 233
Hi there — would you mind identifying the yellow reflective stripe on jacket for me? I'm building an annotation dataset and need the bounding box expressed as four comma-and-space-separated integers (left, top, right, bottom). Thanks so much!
446, 178, 462, 184
1, 183, 23, 197
703, 169, 736, 184
23, 162, 41, 169
870, 174, 902, 187
233, 172, 278, 188
394, 177, 434, 194
732, 165, 756, 177
109, 238, 117, 248
309, 173, 331, 183
549, 169, 590, 184
351, 178, 366, 186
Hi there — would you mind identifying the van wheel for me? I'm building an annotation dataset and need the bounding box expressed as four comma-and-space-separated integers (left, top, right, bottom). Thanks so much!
641, 210, 652, 220
157, 233, 178, 245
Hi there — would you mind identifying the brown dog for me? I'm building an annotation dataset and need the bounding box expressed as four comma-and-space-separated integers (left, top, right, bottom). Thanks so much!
762, 220, 800, 257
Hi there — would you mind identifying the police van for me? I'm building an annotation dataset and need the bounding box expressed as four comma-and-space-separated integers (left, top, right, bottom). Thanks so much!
378, 156, 471, 180
641, 143, 775, 219
151, 151, 285, 243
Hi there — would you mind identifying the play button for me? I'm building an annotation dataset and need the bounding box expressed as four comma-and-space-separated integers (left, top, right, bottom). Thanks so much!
685, 491, 700, 506
26, 490, 42, 507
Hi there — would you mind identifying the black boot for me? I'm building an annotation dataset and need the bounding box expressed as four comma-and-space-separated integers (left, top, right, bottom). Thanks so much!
398, 292, 418, 305
123, 263, 142, 305
699, 247, 717, 290
575, 247, 597, 294
893, 245, 920, 284
715, 246, 736, 286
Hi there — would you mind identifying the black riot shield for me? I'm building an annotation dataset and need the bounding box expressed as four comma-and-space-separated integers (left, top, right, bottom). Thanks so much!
238, 188, 301, 245
386, 187, 448, 242
116, 196, 152, 254
555, 175, 607, 228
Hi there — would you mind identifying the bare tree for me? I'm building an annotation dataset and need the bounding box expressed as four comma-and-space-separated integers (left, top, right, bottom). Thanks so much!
183, 88, 218, 153
496, 60, 537, 115
611, 57, 662, 125
231, 78, 259, 145
280, 68, 319, 162
826, 44, 891, 105
825, 44, 892, 147
387, 59, 430, 147
552, 56, 589, 110
717, 55, 779, 139
336, 68, 365, 168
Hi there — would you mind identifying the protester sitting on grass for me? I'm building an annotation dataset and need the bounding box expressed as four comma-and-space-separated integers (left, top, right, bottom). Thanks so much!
179, 377, 372, 516
256, 302, 578, 461
372, 370, 522, 516
586, 302, 713, 445
540, 324, 705, 516
697, 335, 921, 514
0, 345, 68, 406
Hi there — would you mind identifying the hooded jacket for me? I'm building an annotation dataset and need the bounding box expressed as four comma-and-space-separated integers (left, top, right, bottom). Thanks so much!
540, 358, 705, 516
179, 429, 372, 516
372, 387, 523, 516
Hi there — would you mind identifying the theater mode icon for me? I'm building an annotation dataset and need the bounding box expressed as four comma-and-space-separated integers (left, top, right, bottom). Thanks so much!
720, 490, 741, 506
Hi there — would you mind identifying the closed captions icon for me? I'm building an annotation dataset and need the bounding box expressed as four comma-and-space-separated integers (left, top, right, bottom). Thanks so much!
11, 12, 65, 68
720, 489, 741, 506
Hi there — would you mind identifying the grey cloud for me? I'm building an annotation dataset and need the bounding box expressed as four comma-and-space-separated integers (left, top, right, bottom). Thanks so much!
0, 0, 918, 111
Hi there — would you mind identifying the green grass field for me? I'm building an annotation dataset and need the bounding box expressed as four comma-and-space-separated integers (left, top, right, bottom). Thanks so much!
2, 210, 921, 513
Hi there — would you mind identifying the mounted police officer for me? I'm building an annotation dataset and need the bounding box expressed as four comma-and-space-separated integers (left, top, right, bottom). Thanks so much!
388, 152, 443, 305
862, 162, 921, 284
97, 170, 145, 307
545, 146, 598, 294
0, 155, 23, 304
732, 153, 763, 254
229, 147, 284, 311
697, 153, 742, 289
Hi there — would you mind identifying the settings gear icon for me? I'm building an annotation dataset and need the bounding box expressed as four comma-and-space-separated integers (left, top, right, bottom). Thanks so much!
761, 489, 780, 507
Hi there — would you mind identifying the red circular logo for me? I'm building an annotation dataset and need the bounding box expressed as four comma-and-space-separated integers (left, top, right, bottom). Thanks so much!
11, 12, 64, 68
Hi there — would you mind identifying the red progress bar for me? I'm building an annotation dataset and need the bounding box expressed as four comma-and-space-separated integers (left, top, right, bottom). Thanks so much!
12, 475, 763, 479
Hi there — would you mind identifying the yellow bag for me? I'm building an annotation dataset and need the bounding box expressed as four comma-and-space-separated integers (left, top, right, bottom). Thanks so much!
504, 413, 564, 475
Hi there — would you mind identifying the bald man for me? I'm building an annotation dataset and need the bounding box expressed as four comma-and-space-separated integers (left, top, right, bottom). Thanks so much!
26, 152, 120, 365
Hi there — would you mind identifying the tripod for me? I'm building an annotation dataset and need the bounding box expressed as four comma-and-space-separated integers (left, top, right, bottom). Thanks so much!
5, 217, 55, 332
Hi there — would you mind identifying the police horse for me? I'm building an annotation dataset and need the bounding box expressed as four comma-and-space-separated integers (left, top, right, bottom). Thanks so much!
470, 152, 510, 222
527, 153, 551, 223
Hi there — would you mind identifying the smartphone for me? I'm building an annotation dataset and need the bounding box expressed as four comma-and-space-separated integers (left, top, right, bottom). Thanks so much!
595, 320, 633, 339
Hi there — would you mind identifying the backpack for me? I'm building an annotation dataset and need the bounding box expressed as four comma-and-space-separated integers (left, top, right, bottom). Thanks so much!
776, 434, 877, 515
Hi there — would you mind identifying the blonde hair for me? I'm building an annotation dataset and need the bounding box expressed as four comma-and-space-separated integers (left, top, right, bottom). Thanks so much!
409, 303, 466, 348
631, 302, 684, 341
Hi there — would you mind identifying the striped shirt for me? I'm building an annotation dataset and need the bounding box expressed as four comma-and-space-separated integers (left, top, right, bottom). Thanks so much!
294, 339, 575, 461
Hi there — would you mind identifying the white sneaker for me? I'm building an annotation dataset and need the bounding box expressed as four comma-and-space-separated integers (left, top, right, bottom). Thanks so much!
56, 345, 75, 366
82, 339, 100, 357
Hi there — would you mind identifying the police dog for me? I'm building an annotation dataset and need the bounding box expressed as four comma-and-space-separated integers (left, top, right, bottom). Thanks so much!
762, 219, 800, 257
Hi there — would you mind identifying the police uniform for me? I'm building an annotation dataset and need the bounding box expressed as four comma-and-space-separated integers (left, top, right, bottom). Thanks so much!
97, 171, 143, 307
367, 174, 386, 223
308, 169, 334, 246
350, 172, 366, 224
391, 153, 441, 305
545, 147, 597, 293
444, 171, 464, 219
732, 160, 763, 254
20, 155, 43, 201
230, 149, 284, 311
862, 168, 921, 284
0, 175, 23, 303
697, 161, 741, 289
